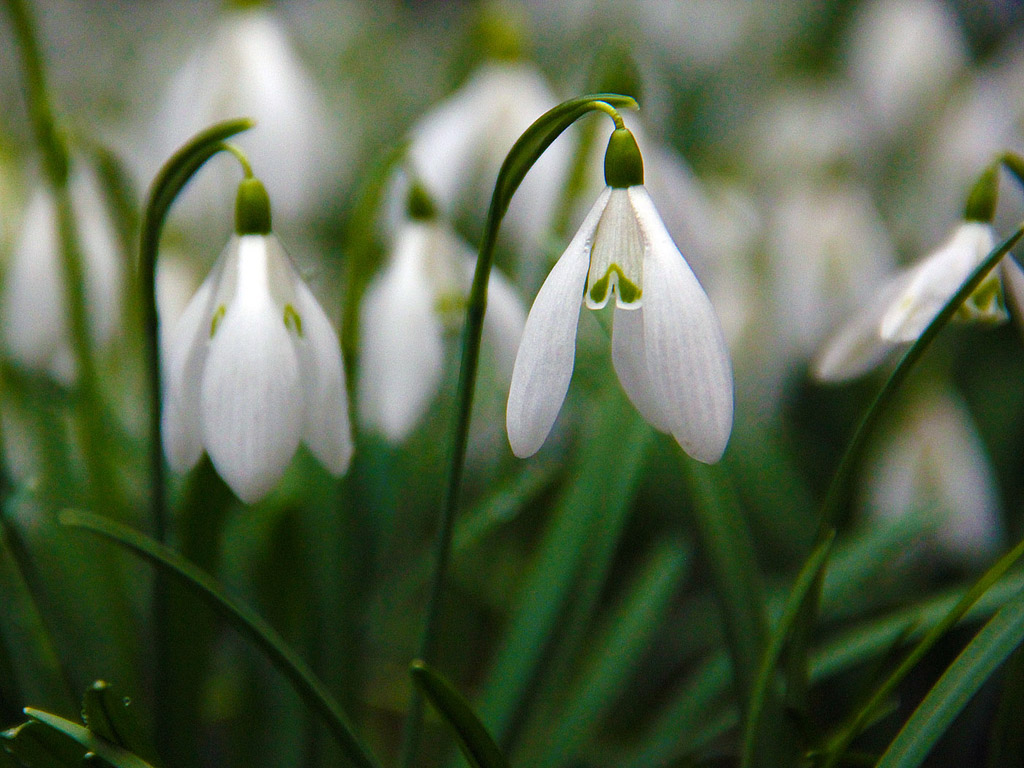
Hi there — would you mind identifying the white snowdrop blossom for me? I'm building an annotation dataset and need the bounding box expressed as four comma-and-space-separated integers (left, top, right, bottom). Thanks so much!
359, 214, 526, 442
162, 180, 352, 503
863, 390, 1003, 562
507, 128, 733, 462
815, 221, 1021, 381
1, 163, 123, 385
148, 7, 341, 222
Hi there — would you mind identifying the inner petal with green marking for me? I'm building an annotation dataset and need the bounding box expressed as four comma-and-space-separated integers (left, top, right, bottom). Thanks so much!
955, 270, 1008, 325
586, 190, 644, 310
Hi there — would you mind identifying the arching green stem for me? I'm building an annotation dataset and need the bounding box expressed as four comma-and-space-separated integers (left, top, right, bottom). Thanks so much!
137, 118, 252, 760
399, 93, 638, 768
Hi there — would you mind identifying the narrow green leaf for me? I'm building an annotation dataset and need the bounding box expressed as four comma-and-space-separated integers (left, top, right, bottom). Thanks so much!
987, 644, 1024, 768
741, 530, 835, 768
876, 583, 1024, 768
679, 456, 768, 711
475, 385, 651, 745
25, 710, 154, 768
0, 514, 74, 714
410, 661, 510, 768
2, 719, 83, 768
822, 534, 1024, 767
81, 681, 153, 764
524, 542, 688, 768
59, 510, 383, 768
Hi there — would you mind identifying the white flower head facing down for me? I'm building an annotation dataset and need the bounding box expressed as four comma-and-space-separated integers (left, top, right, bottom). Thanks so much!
815, 220, 1018, 381
359, 181, 526, 443
162, 177, 352, 503
507, 127, 734, 462
2, 161, 123, 385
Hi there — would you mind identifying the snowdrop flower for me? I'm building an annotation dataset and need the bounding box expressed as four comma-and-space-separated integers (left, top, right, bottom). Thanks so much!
863, 389, 1003, 562
162, 177, 352, 503
1, 162, 122, 385
407, 59, 570, 262
844, 0, 967, 136
359, 182, 526, 442
815, 220, 1021, 381
507, 127, 733, 461
147, 6, 341, 222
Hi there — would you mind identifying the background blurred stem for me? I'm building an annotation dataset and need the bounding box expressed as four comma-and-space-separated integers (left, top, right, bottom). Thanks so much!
4, 0, 114, 509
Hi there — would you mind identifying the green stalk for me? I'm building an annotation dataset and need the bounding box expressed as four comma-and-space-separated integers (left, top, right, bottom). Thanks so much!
137, 118, 252, 761
3, 0, 113, 508
398, 93, 638, 768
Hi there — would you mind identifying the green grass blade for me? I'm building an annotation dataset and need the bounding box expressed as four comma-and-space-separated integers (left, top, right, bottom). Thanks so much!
523, 542, 688, 768
741, 531, 835, 768
875, 583, 1024, 768
821, 535, 1024, 767
411, 661, 511, 768
59, 510, 383, 768
475, 385, 652, 746
23, 709, 155, 768
679, 456, 768, 711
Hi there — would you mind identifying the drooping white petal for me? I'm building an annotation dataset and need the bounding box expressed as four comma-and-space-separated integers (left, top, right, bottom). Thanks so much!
812, 270, 914, 382
611, 306, 672, 433
292, 273, 353, 474
358, 226, 445, 442
200, 238, 303, 503
506, 189, 609, 458
161, 256, 222, 472
880, 222, 995, 342
630, 187, 733, 463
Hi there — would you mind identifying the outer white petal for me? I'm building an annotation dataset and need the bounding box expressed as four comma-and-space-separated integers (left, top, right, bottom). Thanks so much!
880, 222, 994, 342
161, 259, 221, 472
506, 189, 609, 458
812, 270, 914, 382
611, 306, 672, 432
200, 238, 303, 503
358, 226, 445, 442
292, 275, 353, 475
630, 187, 733, 463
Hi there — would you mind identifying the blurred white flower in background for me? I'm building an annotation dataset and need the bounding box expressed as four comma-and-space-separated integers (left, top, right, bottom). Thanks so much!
844, 0, 968, 137
765, 179, 897, 366
863, 389, 1004, 563
815, 221, 1023, 381
359, 193, 526, 443
406, 59, 571, 267
162, 181, 352, 503
1, 161, 123, 385
146, 6, 345, 225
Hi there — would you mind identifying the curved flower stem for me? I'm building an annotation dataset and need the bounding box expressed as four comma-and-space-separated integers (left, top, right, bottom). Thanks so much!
137, 118, 252, 759
3, 0, 113, 507
399, 93, 638, 768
